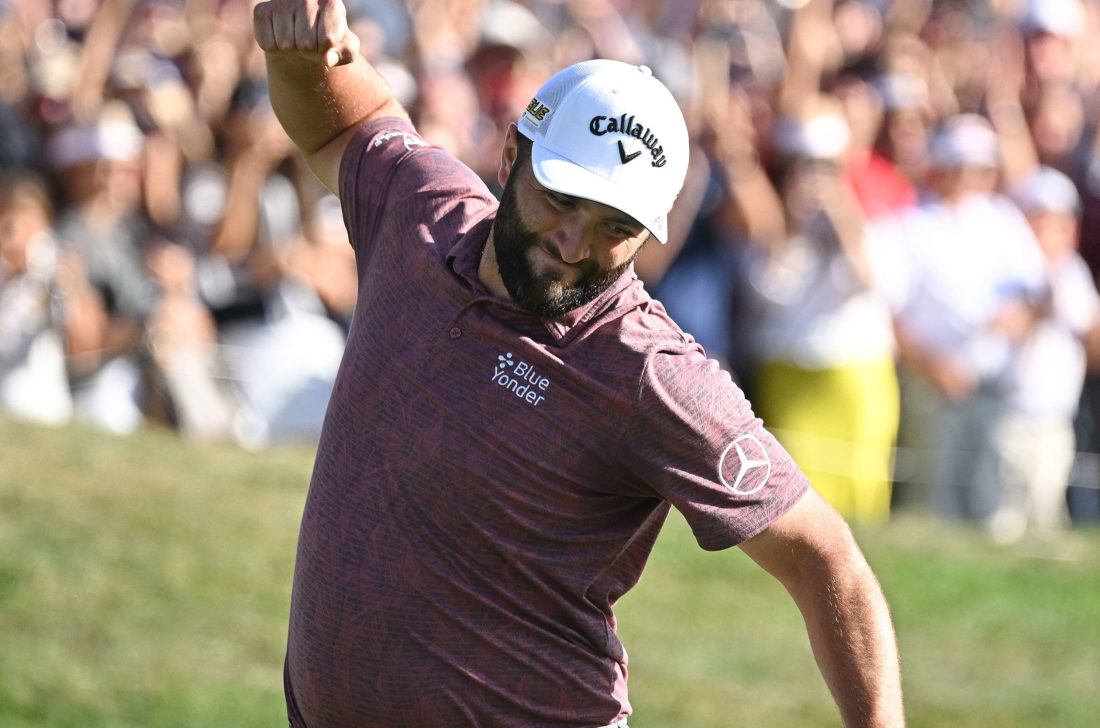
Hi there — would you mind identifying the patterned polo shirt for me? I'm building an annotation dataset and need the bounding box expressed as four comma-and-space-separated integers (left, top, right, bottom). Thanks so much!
284, 118, 809, 728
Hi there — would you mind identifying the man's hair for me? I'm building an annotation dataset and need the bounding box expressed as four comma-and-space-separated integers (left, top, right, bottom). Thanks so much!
513, 131, 533, 173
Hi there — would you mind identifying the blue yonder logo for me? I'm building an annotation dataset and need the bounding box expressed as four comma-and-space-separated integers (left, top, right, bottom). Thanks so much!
491, 352, 550, 407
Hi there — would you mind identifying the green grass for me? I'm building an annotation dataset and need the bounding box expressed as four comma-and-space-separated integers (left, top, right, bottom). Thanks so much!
0, 415, 311, 728
1, 415, 1098, 727
618, 513, 1100, 727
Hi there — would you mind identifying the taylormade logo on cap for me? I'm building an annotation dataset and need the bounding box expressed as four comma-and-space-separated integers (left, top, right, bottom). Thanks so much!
517, 59, 689, 243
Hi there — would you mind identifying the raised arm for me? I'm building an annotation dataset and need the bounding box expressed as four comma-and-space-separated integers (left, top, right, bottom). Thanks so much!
252, 0, 410, 193
739, 489, 905, 728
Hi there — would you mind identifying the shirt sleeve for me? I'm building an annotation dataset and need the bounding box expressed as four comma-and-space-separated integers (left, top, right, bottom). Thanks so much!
337, 118, 495, 264
1055, 254, 1100, 335
992, 195, 1048, 301
619, 348, 810, 550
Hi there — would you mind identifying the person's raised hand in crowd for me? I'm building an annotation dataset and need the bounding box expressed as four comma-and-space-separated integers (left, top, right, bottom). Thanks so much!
985, 19, 1039, 185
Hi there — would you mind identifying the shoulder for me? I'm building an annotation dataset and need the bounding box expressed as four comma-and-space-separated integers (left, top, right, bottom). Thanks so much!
573, 279, 702, 374
606, 292, 809, 547
1057, 253, 1100, 302
976, 193, 1038, 241
337, 117, 497, 257
340, 117, 492, 201
596, 282, 744, 414
555, 278, 735, 420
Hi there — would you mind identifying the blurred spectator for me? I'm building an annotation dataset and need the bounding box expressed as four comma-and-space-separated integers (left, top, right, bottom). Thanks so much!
1018, 0, 1087, 94
282, 194, 359, 332
743, 94, 900, 524
1070, 360, 1100, 523
874, 72, 933, 182
872, 15, 966, 182
885, 114, 1048, 535
989, 166, 1100, 540
831, 68, 918, 220
143, 235, 235, 440
48, 102, 230, 437
0, 171, 72, 424
1025, 82, 1085, 172
0, 3, 39, 169
49, 104, 157, 433
197, 76, 347, 448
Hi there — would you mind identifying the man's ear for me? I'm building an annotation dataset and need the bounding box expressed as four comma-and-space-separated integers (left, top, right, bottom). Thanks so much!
498, 123, 521, 188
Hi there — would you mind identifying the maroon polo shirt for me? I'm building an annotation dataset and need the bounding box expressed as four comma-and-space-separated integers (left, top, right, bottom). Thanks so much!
284, 118, 809, 728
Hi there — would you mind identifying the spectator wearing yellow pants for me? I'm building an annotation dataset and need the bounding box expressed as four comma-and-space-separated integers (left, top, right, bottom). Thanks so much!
752, 356, 899, 523
743, 97, 902, 523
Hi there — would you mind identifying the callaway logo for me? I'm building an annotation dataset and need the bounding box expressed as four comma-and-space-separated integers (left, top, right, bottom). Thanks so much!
491, 352, 550, 407
617, 140, 641, 164
373, 131, 429, 151
589, 114, 668, 168
717, 434, 772, 495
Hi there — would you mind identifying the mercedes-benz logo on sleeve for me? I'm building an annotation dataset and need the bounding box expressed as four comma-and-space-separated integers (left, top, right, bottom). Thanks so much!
718, 434, 772, 495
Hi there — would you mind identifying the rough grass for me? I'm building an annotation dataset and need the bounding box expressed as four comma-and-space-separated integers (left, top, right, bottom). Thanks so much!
0, 415, 310, 727
1, 414, 1097, 727
619, 513, 1100, 727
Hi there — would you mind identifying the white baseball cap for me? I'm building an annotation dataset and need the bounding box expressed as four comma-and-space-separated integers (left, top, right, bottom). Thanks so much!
1012, 165, 1080, 215
47, 119, 144, 168
928, 114, 999, 169
772, 95, 851, 160
1021, 0, 1086, 37
516, 59, 690, 243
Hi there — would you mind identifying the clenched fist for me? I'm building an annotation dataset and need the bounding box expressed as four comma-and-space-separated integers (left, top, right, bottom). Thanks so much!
253, 0, 360, 67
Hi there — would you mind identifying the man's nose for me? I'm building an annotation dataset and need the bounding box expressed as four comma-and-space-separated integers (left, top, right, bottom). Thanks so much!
553, 212, 593, 264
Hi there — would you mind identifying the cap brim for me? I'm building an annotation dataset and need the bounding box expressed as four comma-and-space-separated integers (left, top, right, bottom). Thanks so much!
530, 142, 669, 243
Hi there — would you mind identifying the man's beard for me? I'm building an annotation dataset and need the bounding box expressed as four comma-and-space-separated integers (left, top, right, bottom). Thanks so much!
492, 177, 639, 318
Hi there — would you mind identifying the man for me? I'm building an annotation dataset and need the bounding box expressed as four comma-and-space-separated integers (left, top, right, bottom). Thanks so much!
253, 1, 904, 726
885, 114, 1047, 532
998, 166, 1100, 538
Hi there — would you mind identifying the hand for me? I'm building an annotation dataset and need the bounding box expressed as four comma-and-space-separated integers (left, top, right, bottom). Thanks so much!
253, 0, 360, 67
988, 298, 1037, 343
986, 22, 1026, 104
927, 354, 978, 402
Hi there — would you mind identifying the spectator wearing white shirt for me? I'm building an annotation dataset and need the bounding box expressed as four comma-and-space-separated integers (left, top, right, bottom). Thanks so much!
989, 166, 1100, 540
0, 171, 72, 424
886, 114, 1048, 532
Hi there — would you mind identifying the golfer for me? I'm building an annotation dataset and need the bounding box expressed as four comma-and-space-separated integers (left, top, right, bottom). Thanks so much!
253, 1, 905, 726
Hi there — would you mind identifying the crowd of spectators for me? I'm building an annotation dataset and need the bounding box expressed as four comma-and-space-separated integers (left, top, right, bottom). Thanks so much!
2, 0, 1100, 538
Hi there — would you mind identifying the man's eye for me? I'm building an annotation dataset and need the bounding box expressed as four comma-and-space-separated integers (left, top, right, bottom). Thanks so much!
607, 222, 641, 239
546, 192, 575, 209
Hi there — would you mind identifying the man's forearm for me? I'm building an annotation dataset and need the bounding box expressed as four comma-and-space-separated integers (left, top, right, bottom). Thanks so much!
794, 550, 905, 728
741, 493, 905, 727
264, 53, 402, 156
